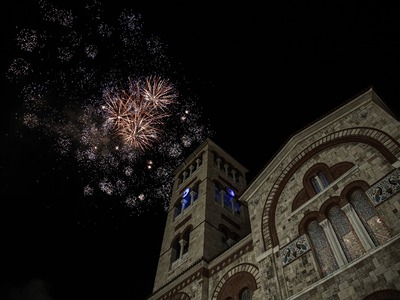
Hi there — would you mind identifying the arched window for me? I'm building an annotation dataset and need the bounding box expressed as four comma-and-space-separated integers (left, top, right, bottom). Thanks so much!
182, 229, 190, 256
302, 181, 393, 279
223, 186, 235, 209
173, 200, 182, 219
171, 227, 192, 268
220, 225, 229, 246
348, 189, 391, 245
214, 182, 242, 216
171, 236, 180, 263
303, 185, 392, 278
216, 271, 257, 300
327, 205, 365, 262
215, 181, 223, 204
303, 163, 334, 197
294, 162, 355, 211
182, 187, 191, 211
174, 184, 199, 220
223, 190, 241, 215
240, 288, 251, 300
219, 224, 239, 248
307, 219, 339, 276
311, 171, 329, 193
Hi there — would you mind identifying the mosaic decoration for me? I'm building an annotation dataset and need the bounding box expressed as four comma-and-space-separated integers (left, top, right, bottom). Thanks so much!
366, 168, 400, 205
280, 234, 310, 266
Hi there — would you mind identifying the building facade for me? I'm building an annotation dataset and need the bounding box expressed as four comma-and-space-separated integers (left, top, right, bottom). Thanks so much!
148, 88, 400, 300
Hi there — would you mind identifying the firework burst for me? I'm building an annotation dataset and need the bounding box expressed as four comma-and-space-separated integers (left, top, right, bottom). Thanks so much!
103, 76, 176, 151
7, 0, 214, 221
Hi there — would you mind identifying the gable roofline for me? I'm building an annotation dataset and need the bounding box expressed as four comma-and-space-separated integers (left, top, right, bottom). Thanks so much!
241, 86, 397, 199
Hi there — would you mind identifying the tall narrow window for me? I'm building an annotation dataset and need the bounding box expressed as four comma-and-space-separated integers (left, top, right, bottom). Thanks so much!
223, 188, 234, 209
220, 226, 230, 248
349, 189, 391, 245
223, 186, 241, 215
327, 205, 365, 262
240, 288, 251, 300
182, 230, 190, 255
311, 172, 329, 193
173, 201, 181, 219
182, 187, 192, 211
171, 237, 180, 263
304, 163, 336, 198
215, 182, 223, 204
171, 228, 192, 268
219, 225, 239, 248
307, 220, 339, 276
174, 185, 199, 220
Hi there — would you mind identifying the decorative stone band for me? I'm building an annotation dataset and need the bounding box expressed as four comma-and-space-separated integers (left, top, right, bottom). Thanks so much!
366, 168, 400, 205
280, 234, 310, 266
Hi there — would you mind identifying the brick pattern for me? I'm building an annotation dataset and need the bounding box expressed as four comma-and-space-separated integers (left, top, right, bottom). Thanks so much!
149, 90, 400, 300
261, 126, 400, 250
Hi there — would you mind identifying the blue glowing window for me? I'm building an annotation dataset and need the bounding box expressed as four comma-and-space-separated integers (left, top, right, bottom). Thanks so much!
182, 197, 190, 210
182, 187, 192, 210
226, 186, 235, 197
182, 187, 191, 198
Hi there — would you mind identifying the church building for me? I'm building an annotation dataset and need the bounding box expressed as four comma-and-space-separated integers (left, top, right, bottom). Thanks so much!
147, 88, 400, 300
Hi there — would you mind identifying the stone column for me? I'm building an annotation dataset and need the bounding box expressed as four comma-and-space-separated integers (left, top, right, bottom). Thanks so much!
342, 203, 374, 251
189, 165, 195, 176
224, 163, 229, 177
179, 240, 187, 260
231, 169, 237, 183
190, 190, 196, 205
196, 158, 201, 170
320, 219, 347, 267
216, 157, 221, 170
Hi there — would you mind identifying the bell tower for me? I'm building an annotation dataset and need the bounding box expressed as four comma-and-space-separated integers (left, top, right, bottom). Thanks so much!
149, 138, 251, 297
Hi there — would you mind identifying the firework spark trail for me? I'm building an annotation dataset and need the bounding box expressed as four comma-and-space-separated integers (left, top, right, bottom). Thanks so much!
103, 94, 132, 131
7, 0, 213, 220
103, 76, 176, 152
142, 76, 176, 110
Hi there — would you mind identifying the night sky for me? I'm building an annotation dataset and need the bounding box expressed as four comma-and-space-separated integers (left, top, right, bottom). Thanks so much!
2, 1, 400, 300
